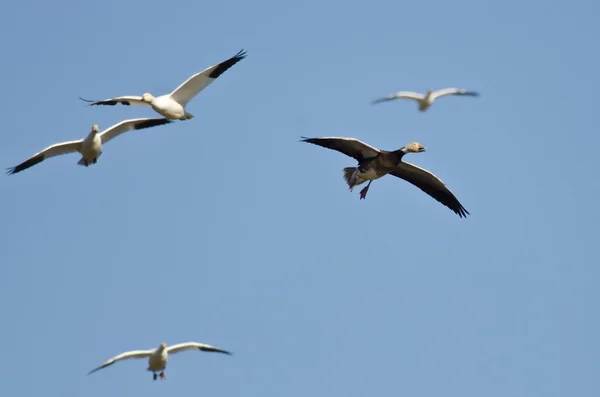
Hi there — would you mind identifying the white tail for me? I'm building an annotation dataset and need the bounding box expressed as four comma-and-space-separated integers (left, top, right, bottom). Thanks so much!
77, 152, 102, 167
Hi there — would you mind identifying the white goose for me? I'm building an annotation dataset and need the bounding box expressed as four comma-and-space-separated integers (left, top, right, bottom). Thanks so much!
79, 49, 247, 120
372, 88, 479, 111
88, 341, 232, 380
6, 118, 172, 175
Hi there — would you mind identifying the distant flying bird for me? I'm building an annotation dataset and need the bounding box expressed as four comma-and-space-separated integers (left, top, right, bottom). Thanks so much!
88, 341, 232, 380
372, 88, 479, 111
79, 49, 247, 120
6, 118, 173, 175
301, 137, 469, 218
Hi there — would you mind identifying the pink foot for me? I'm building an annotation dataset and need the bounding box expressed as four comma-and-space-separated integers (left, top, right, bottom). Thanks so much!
359, 181, 372, 200
359, 187, 369, 199
160, 372, 166, 380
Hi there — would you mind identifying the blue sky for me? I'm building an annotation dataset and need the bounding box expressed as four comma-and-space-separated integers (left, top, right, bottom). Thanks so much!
1, 0, 598, 396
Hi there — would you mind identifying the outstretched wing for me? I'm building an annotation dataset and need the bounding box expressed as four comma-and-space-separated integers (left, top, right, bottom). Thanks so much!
6, 140, 82, 175
79, 96, 148, 107
167, 342, 232, 356
88, 349, 153, 375
169, 49, 247, 106
390, 162, 469, 218
372, 91, 425, 104
431, 88, 479, 100
300, 137, 380, 161
99, 118, 173, 144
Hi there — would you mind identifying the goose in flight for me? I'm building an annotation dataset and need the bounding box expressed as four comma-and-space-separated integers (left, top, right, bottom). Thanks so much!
372, 88, 479, 111
88, 341, 232, 380
301, 137, 469, 218
6, 118, 173, 175
79, 49, 247, 120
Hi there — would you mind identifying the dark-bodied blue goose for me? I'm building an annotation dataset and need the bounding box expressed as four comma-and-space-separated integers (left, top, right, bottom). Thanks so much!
301, 136, 469, 218
79, 50, 247, 121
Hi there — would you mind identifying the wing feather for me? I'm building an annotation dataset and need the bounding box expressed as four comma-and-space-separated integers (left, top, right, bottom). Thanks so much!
372, 91, 425, 104
79, 96, 147, 107
6, 140, 82, 175
301, 136, 380, 161
169, 50, 247, 106
431, 88, 479, 100
88, 349, 153, 375
390, 162, 469, 218
99, 118, 173, 144
167, 342, 232, 355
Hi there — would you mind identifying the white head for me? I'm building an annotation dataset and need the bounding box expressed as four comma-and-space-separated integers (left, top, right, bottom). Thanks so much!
159, 342, 167, 350
403, 142, 426, 153
427, 89, 434, 96
141, 93, 154, 103
91, 124, 99, 134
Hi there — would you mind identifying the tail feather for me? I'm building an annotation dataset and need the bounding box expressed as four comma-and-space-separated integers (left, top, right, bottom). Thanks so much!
343, 167, 356, 188
77, 152, 102, 167
181, 113, 194, 120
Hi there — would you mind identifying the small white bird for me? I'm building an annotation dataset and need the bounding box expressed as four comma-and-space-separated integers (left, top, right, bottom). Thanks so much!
79, 49, 247, 120
6, 118, 173, 175
88, 341, 232, 380
372, 88, 479, 111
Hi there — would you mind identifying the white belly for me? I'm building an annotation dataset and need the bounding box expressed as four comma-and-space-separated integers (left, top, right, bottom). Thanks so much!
153, 96, 185, 119
80, 135, 102, 159
419, 100, 432, 111
148, 351, 168, 371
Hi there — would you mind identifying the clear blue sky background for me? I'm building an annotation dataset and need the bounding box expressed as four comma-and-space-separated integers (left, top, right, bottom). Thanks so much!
1, 0, 598, 396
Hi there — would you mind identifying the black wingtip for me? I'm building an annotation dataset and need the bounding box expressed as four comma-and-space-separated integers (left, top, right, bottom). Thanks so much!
5, 155, 44, 175
456, 206, 470, 218
234, 49, 247, 60
79, 97, 129, 106
208, 49, 248, 79
300, 136, 321, 143
133, 118, 174, 130
78, 97, 99, 107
